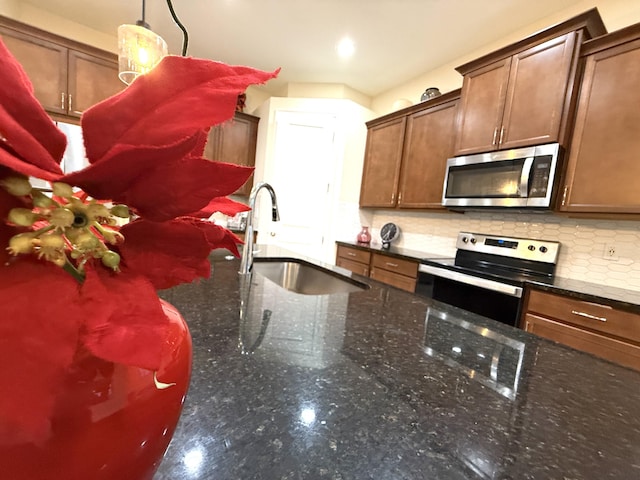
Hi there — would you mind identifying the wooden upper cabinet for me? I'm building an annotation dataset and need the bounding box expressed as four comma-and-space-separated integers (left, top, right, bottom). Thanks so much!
454, 58, 511, 155
68, 50, 124, 117
398, 97, 459, 208
0, 16, 123, 119
500, 33, 578, 150
0, 26, 68, 115
359, 116, 406, 208
204, 112, 259, 196
360, 90, 460, 209
455, 33, 579, 155
453, 9, 606, 156
558, 24, 640, 214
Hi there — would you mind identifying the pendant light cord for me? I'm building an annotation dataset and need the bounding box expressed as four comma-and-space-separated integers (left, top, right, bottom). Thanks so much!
166, 0, 189, 56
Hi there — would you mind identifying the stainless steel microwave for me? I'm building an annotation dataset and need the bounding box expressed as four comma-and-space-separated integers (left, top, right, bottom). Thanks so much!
442, 143, 561, 209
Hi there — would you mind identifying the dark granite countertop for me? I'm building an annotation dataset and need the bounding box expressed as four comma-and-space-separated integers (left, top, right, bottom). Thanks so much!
337, 240, 640, 314
155, 247, 640, 479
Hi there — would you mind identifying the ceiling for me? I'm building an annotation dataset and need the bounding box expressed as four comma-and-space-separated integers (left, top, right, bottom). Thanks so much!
20, 0, 589, 97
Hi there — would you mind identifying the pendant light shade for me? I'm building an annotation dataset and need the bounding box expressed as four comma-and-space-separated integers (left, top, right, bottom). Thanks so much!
117, 0, 188, 85
117, 23, 168, 85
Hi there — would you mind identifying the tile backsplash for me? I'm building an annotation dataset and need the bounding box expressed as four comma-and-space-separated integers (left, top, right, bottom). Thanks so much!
363, 210, 640, 292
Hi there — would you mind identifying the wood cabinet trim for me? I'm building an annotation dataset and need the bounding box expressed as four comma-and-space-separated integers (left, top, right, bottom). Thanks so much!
455, 8, 605, 75
365, 89, 461, 128
581, 21, 640, 56
0, 15, 116, 60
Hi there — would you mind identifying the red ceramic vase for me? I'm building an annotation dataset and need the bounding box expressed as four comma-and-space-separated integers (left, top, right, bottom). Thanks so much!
0, 300, 192, 480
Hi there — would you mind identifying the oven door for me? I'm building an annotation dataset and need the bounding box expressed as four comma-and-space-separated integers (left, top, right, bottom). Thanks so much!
418, 264, 523, 326
442, 143, 559, 208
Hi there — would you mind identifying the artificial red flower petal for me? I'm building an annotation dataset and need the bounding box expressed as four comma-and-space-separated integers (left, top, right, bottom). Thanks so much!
119, 219, 213, 289
0, 259, 83, 445
0, 39, 66, 177
0, 106, 65, 181
80, 266, 170, 371
190, 196, 251, 218
184, 217, 243, 257
61, 134, 203, 202
123, 158, 253, 222
81, 56, 279, 163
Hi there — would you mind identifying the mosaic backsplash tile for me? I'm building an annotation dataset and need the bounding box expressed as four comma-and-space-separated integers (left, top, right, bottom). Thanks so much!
356, 210, 640, 292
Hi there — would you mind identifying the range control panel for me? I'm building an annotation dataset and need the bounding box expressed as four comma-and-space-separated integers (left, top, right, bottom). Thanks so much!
456, 232, 560, 264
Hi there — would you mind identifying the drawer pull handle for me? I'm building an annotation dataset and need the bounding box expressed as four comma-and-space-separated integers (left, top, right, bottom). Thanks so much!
571, 310, 607, 322
347, 252, 357, 257
386, 262, 399, 268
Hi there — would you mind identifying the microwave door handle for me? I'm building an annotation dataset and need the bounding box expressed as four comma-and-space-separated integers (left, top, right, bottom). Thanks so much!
519, 157, 534, 197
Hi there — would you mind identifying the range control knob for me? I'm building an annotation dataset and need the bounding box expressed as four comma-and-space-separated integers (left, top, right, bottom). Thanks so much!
462, 236, 469, 243
470, 238, 477, 245
539, 246, 548, 253
528, 245, 536, 251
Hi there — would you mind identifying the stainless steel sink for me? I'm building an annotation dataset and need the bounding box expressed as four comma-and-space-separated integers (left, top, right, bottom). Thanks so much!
252, 258, 368, 295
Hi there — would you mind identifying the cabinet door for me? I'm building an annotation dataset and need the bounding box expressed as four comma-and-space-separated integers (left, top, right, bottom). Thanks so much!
560, 38, 640, 214
67, 50, 124, 118
398, 99, 458, 208
500, 33, 577, 150
359, 117, 405, 207
205, 113, 259, 196
453, 58, 510, 155
0, 26, 67, 115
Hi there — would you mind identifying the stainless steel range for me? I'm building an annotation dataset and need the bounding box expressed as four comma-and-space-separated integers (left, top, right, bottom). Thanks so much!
417, 232, 560, 326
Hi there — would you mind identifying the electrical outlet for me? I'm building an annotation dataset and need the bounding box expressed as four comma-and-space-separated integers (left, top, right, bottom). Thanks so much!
603, 244, 619, 261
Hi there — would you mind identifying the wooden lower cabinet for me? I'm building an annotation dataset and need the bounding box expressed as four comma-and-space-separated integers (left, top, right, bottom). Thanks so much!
335, 245, 418, 293
521, 289, 640, 371
335, 245, 370, 277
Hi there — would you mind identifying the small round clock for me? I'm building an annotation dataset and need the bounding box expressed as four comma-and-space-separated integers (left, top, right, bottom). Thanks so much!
380, 222, 400, 249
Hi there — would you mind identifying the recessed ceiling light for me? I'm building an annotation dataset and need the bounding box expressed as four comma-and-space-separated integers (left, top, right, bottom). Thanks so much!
336, 37, 355, 58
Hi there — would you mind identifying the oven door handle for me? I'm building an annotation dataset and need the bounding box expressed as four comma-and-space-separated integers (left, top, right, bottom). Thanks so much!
419, 264, 523, 298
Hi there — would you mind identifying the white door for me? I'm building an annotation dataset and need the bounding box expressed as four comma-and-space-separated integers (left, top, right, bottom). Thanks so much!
261, 111, 337, 262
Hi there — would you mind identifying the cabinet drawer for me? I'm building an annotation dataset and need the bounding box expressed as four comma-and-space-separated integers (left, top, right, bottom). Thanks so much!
525, 313, 640, 372
336, 257, 369, 277
371, 253, 418, 278
527, 290, 640, 344
336, 246, 371, 265
370, 268, 416, 293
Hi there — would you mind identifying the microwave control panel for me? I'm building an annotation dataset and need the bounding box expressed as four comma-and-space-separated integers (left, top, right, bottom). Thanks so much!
529, 155, 553, 197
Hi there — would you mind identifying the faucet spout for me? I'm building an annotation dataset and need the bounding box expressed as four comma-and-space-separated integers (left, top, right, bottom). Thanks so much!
239, 182, 279, 275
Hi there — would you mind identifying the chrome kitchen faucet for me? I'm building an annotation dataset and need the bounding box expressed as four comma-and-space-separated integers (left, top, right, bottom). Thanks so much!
239, 182, 280, 275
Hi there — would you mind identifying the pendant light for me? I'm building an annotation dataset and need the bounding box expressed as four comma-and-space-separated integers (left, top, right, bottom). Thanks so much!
117, 0, 189, 85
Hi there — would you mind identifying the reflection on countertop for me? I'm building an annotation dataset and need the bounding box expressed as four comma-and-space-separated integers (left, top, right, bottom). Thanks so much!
156, 248, 640, 479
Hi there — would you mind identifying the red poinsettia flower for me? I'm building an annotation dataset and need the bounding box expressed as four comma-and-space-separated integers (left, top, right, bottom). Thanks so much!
0, 38, 278, 443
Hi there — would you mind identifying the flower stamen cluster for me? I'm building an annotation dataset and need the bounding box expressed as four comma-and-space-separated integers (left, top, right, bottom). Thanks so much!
2, 175, 130, 280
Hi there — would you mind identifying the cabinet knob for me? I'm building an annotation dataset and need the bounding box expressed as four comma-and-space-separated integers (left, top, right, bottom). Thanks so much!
498, 126, 505, 145
60, 92, 66, 110
492, 128, 498, 146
